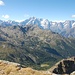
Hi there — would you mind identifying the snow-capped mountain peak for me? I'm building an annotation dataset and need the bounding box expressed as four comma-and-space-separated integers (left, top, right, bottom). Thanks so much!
1, 17, 75, 37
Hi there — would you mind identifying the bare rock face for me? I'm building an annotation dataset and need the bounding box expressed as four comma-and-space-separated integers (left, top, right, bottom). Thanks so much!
49, 57, 75, 75
70, 71, 75, 75
0, 60, 52, 75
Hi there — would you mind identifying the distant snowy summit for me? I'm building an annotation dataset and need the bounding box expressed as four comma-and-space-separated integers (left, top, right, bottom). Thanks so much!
0, 17, 75, 37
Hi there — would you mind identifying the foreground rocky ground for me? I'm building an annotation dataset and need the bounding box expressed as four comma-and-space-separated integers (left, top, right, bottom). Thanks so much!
0, 60, 52, 75
0, 57, 75, 75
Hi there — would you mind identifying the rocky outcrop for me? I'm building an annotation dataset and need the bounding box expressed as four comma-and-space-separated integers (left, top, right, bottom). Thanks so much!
49, 57, 75, 75
70, 71, 75, 75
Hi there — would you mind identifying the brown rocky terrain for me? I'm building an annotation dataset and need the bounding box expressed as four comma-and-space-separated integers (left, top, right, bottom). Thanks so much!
0, 60, 52, 75
0, 57, 75, 75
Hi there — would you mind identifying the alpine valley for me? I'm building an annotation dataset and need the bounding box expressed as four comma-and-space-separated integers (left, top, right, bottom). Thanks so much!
0, 17, 75, 74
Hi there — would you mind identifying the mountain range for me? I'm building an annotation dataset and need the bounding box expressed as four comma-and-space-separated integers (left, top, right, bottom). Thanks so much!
0, 17, 75, 71
0, 17, 75, 37
0, 24, 75, 70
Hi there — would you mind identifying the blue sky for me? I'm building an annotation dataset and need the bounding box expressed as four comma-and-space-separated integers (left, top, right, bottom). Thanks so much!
0, 0, 75, 21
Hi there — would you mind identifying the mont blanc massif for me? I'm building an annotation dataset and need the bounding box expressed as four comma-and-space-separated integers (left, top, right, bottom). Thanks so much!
0, 17, 75, 75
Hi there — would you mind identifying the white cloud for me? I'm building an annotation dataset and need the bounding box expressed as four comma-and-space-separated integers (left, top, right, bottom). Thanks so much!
2, 15, 10, 19
72, 15, 75, 18
0, 0, 4, 6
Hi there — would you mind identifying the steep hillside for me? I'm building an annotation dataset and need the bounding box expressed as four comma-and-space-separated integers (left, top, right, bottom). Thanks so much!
0, 25, 75, 70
